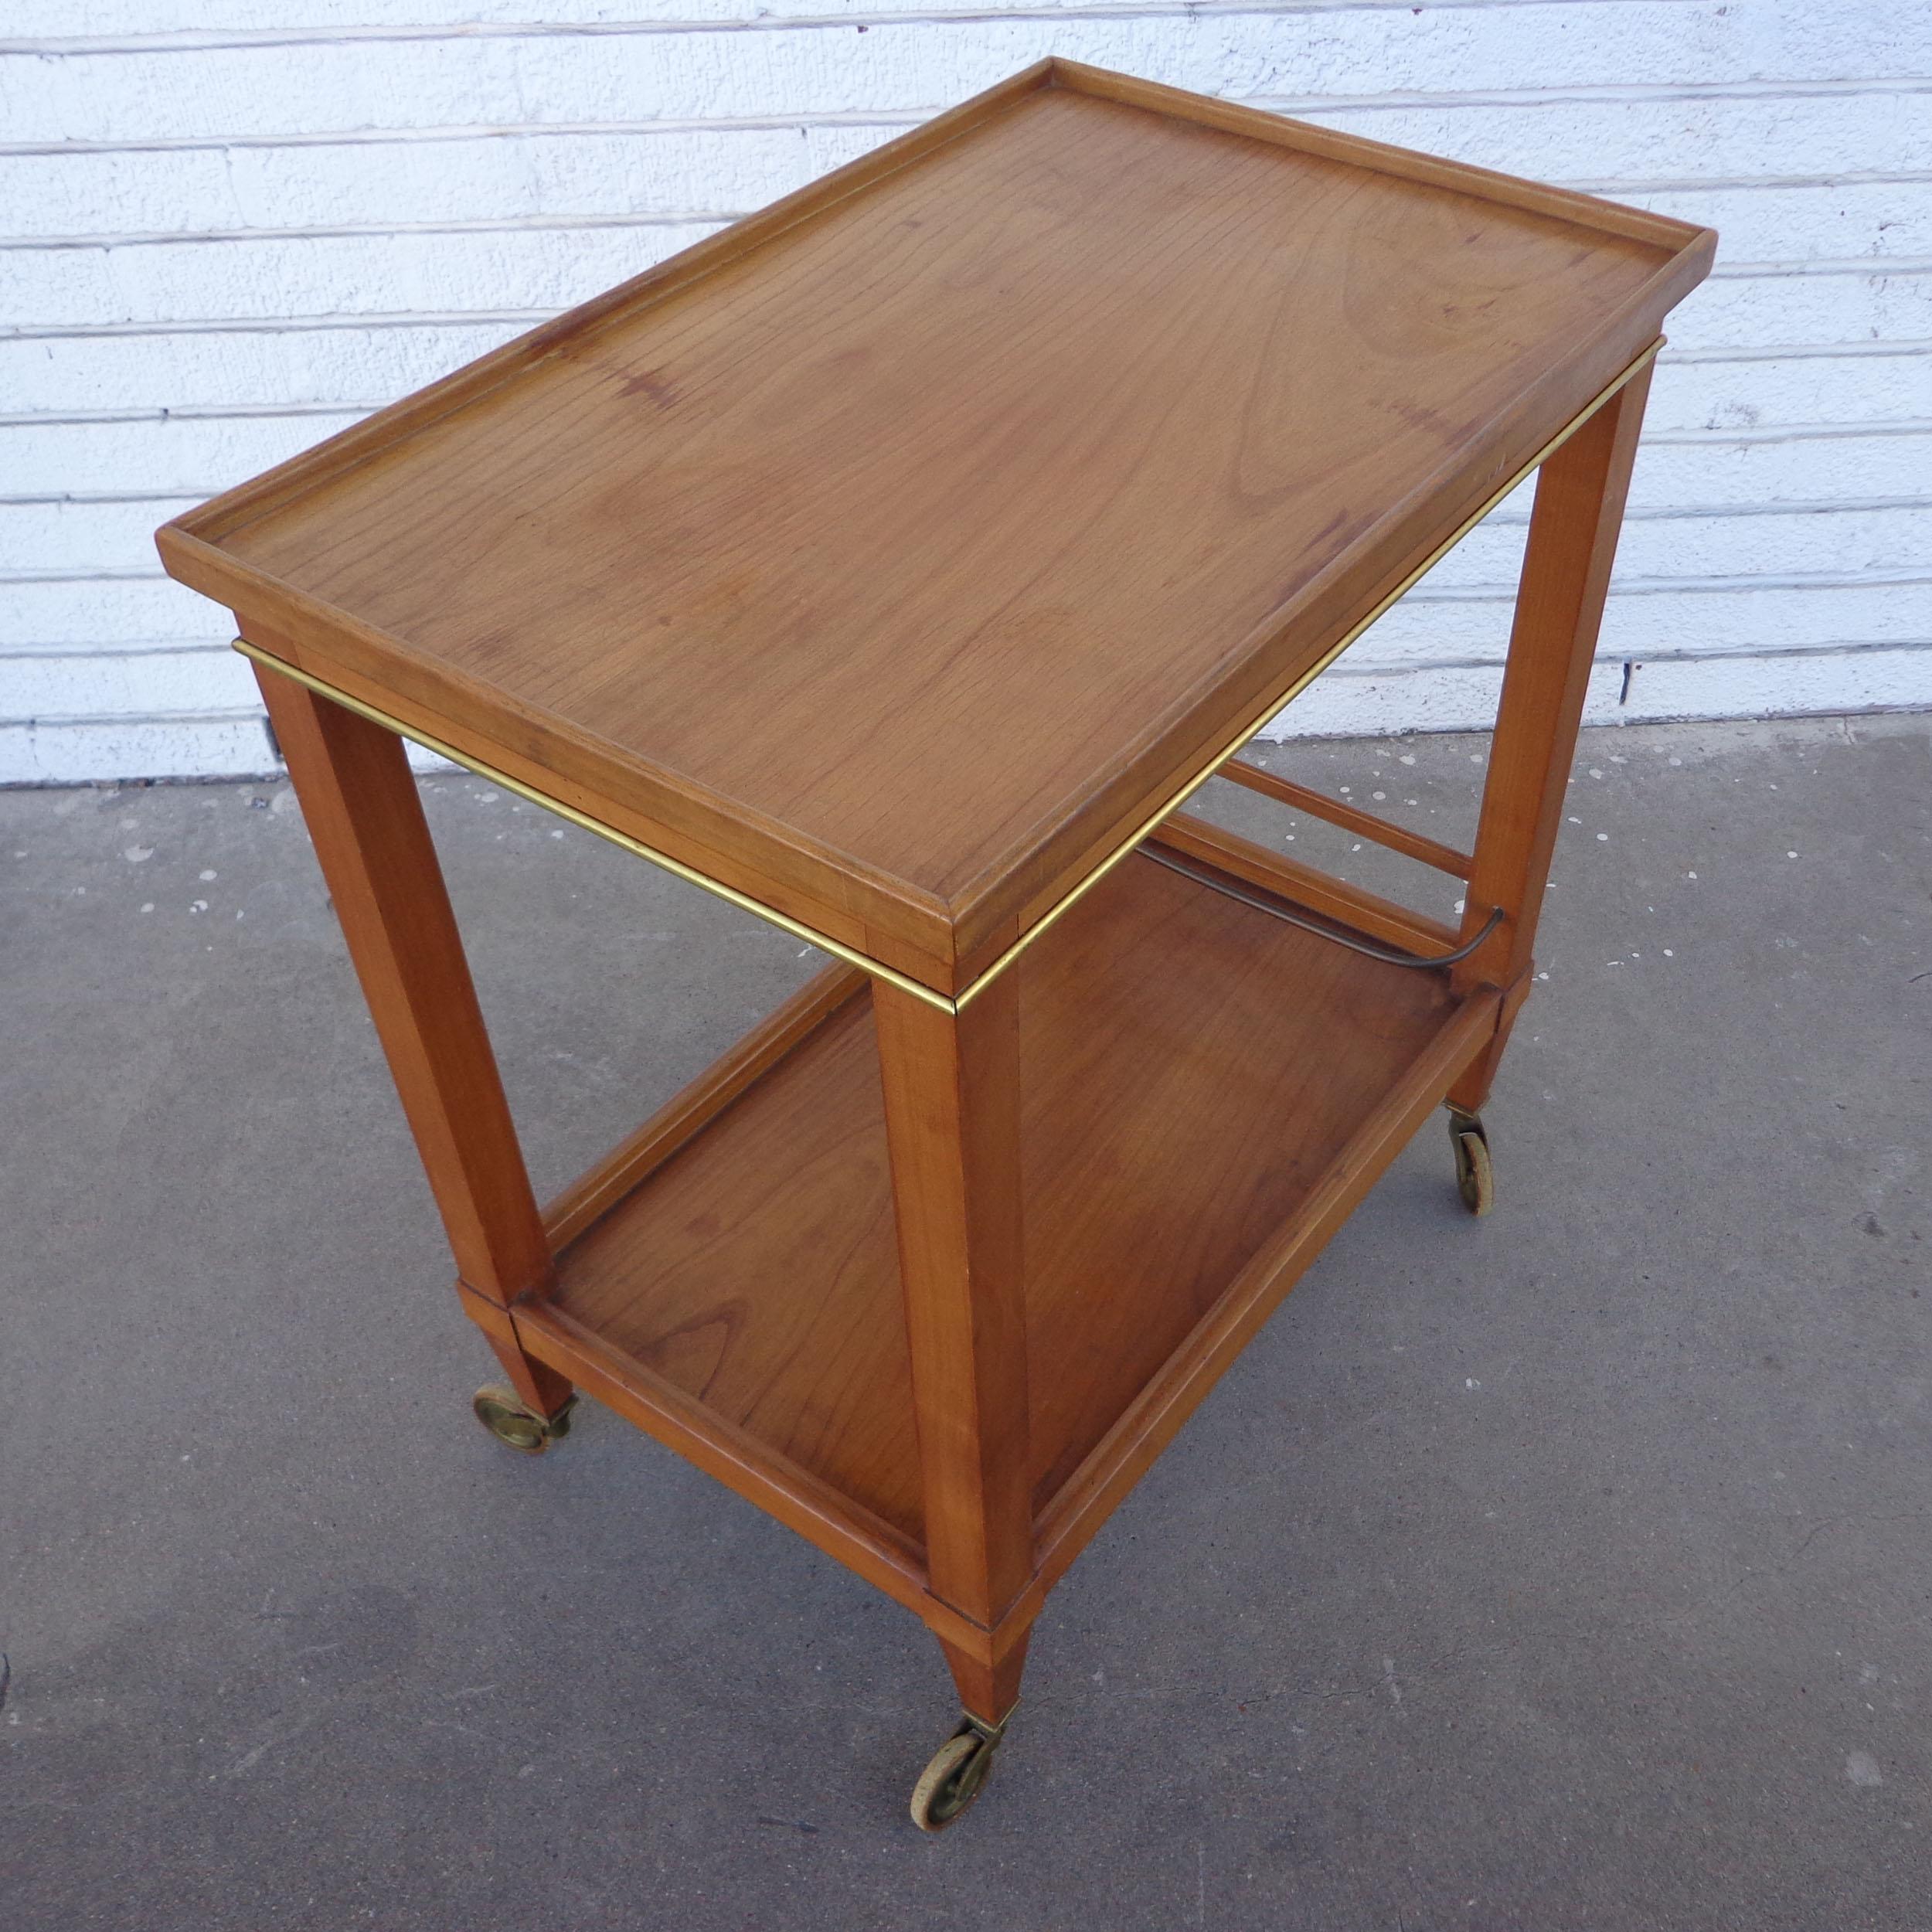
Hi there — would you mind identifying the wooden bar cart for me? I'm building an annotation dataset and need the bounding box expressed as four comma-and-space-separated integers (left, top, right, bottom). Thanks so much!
157, 62, 1713, 1829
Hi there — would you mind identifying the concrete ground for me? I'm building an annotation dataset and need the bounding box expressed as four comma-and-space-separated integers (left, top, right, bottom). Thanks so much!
2, 713, 1928, 1930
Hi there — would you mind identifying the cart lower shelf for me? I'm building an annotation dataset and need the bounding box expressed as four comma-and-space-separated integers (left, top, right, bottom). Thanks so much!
508, 831, 1501, 1605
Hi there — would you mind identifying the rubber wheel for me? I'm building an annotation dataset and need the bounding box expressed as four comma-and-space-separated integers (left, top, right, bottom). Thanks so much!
471, 1383, 570, 1454
910, 1727, 996, 1832
1451, 1121, 1495, 1217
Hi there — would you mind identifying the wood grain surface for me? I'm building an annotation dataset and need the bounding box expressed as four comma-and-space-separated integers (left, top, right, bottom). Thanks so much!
551, 847, 1461, 1543
874, 971, 1032, 1626
162, 62, 1712, 995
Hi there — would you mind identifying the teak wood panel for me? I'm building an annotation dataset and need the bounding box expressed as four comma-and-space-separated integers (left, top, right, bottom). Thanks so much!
158, 63, 1713, 995
550, 850, 1461, 1543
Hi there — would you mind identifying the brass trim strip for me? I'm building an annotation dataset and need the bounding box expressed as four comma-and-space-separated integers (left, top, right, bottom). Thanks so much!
236, 338, 1659, 1017
948, 336, 1661, 1005
235, 637, 961, 1012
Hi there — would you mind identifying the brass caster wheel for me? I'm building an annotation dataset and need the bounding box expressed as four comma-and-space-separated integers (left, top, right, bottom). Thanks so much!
471, 1383, 576, 1454
910, 1719, 1002, 1833
1448, 1110, 1495, 1217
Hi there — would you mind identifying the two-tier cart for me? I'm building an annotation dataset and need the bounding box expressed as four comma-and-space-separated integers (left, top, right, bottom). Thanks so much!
158, 61, 1713, 1828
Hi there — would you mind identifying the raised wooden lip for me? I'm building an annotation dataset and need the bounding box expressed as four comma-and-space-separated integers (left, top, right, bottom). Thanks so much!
161, 58, 1716, 1002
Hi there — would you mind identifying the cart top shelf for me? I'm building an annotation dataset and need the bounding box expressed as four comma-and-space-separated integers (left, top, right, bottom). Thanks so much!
159, 59, 1713, 998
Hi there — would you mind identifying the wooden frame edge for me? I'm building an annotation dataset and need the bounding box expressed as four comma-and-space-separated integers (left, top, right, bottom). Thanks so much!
165, 61, 1057, 551
540, 961, 869, 1249
235, 634, 963, 1006
515, 1301, 1009, 1654
1047, 58, 1717, 263
1030, 988, 1504, 1590
226, 610, 959, 985
942, 338, 1670, 985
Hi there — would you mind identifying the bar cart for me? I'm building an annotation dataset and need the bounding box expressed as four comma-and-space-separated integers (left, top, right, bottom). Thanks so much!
157, 61, 1713, 1829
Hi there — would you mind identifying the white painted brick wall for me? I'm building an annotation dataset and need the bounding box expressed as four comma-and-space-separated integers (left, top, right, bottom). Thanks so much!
2, 1, 1928, 782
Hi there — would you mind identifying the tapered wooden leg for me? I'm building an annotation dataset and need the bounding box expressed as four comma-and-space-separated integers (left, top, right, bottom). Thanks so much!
940, 1627, 1032, 1731
253, 645, 570, 1419
874, 972, 1035, 1723
496, 1353, 572, 1419
1450, 362, 1655, 1113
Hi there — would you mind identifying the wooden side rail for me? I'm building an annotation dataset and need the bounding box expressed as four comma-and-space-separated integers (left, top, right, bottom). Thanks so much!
1219, 757, 1474, 879
1150, 813, 1460, 960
